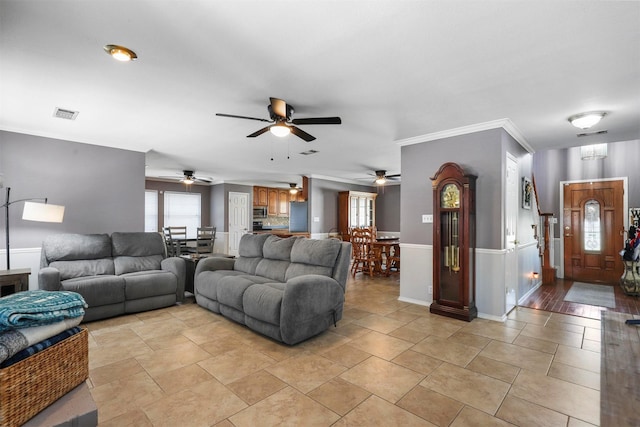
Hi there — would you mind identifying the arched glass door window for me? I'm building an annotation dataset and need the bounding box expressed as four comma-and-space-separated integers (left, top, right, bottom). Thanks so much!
584, 199, 601, 252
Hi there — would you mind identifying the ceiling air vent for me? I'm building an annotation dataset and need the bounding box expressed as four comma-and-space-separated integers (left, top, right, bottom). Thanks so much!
300, 149, 319, 156
53, 107, 79, 120
577, 129, 608, 138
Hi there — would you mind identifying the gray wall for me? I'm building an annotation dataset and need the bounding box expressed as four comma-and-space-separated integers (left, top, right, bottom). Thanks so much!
210, 183, 253, 232
401, 128, 507, 248
308, 177, 377, 234
376, 184, 401, 232
533, 139, 640, 234
0, 131, 144, 248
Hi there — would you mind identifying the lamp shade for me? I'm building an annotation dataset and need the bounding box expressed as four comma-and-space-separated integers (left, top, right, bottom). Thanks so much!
22, 201, 65, 223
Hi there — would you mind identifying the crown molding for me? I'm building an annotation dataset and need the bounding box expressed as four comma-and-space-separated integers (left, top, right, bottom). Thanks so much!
395, 118, 534, 154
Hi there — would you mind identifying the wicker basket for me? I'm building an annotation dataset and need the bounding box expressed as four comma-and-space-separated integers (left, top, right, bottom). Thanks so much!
0, 328, 89, 427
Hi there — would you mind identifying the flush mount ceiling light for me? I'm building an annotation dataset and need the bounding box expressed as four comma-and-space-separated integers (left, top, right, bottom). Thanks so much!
580, 143, 608, 160
568, 111, 607, 130
103, 44, 138, 62
270, 123, 291, 137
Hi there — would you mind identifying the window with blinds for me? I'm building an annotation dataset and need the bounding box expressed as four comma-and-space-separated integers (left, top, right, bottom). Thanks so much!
144, 190, 158, 232
163, 192, 201, 238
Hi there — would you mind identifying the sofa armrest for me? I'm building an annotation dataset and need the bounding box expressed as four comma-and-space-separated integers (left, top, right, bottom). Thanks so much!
281, 275, 344, 321
161, 257, 186, 302
194, 256, 236, 277
38, 267, 62, 291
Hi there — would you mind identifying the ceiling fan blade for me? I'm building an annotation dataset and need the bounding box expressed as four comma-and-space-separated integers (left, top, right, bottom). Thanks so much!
216, 113, 271, 123
290, 126, 316, 142
291, 117, 342, 125
270, 98, 287, 118
195, 177, 212, 183
386, 174, 401, 179
247, 126, 271, 138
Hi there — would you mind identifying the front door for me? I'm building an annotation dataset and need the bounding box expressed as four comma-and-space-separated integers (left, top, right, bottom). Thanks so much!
228, 192, 250, 257
563, 180, 625, 284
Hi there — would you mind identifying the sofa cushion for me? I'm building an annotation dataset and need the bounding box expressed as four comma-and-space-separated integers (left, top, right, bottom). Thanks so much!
217, 275, 272, 312
243, 283, 284, 325
285, 263, 333, 281
49, 259, 115, 280
114, 255, 163, 275
195, 270, 244, 301
42, 233, 112, 263
290, 238, 341, 268
255, 259, 290, 282
233, 257, 262, 275
121, 270, 177, 300
238, 233, 270, 258
263, 235, 297, 260
111, 232, 165, 257
61, 275, 125, 307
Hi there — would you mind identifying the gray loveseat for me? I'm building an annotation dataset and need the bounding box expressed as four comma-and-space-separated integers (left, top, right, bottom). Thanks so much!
194, 234, 351, 345
39, 232, 186, 322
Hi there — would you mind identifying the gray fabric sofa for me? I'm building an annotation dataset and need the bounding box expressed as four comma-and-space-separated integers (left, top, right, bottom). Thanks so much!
194, 234, 351, 345
39, 232, 186, 322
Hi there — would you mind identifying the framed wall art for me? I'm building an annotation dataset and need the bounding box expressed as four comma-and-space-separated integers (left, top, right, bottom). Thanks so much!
522, 177, 532, 209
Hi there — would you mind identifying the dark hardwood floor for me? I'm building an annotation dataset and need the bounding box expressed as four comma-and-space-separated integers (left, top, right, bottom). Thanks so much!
519, 278, 640, 320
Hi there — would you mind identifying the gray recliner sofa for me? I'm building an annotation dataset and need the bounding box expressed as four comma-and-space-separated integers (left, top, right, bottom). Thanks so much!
39, 232, 186, 322
194, 234, 351, 345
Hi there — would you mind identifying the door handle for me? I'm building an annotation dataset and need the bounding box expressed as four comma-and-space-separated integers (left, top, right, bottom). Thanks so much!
564, 234, 573, 237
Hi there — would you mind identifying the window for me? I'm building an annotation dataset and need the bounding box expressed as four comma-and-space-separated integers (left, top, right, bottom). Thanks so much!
164, 192, 201, 238
144, 190, 158, 232
584, 199, 601, 251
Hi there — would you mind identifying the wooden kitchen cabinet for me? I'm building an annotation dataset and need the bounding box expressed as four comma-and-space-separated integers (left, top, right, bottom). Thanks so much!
278, 189, 290, 216
267, 188, 278, 216
254, 186, 268, 206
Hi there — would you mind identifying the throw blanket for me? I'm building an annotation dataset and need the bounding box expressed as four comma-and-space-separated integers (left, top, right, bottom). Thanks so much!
0, 290, 87, 332
1, 326, 83, 368
0, 317, 83, 363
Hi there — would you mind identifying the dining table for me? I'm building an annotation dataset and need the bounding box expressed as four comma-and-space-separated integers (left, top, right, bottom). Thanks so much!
372, 237, 400, 276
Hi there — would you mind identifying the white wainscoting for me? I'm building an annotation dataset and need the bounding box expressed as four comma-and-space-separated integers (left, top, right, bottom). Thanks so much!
0, 248, 43, 290
399, 244, 541, 321
398, 243, 432, 306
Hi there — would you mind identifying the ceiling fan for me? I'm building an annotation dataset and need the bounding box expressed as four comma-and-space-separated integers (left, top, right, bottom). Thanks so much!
216, 97, 341, 142
158, 170, 212, 185
372, 170, 401, 185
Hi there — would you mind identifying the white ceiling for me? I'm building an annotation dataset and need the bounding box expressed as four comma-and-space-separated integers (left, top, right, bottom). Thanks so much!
1, 1, 639, 187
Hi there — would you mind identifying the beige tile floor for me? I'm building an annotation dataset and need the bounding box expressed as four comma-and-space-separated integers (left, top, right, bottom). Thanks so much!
85, 274, 602, 426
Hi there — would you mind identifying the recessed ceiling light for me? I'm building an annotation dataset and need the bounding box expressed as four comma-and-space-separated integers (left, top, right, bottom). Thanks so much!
568, 111, 607, 130
104, 44, 137, 62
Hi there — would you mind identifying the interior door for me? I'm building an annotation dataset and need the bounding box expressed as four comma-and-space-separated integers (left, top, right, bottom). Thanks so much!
228, 192, 250, 257
563, 180, 625, 284
504, 154, 518, 314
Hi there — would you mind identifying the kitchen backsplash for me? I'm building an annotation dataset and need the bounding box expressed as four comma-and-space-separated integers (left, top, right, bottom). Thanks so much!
261, 216, 289, 226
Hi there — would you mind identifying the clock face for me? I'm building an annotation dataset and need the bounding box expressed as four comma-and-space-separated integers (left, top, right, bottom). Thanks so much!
441, 183, 460, 208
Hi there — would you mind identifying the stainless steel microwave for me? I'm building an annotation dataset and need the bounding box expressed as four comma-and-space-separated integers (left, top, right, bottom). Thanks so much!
253, 207, 267, 218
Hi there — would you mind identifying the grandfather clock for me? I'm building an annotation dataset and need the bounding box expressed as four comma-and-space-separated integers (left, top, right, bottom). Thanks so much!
430, 162, 477, 321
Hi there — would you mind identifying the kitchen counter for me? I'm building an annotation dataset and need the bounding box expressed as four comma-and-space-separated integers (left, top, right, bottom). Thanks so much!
253, 229, 310, 238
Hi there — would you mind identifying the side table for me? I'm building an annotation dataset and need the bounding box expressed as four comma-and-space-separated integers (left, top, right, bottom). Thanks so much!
0, 268, 31, 297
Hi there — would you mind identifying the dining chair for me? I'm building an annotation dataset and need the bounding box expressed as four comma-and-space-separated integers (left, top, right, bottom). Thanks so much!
350, 227, 381, 277
165, 226, 194, 256
385, 243, 400, 275
162, 227, 175, 256
196, 226, 216, 255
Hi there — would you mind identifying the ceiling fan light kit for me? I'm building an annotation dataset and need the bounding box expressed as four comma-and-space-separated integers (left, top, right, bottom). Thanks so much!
289, 183, 299, 194
270, 123, 291, 137
217, 97, 341, 142
568, 111, 607, 129
103, 44, 137, 62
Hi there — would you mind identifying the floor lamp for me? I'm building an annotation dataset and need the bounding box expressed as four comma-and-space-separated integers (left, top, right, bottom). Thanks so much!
2, 187, 65, 270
